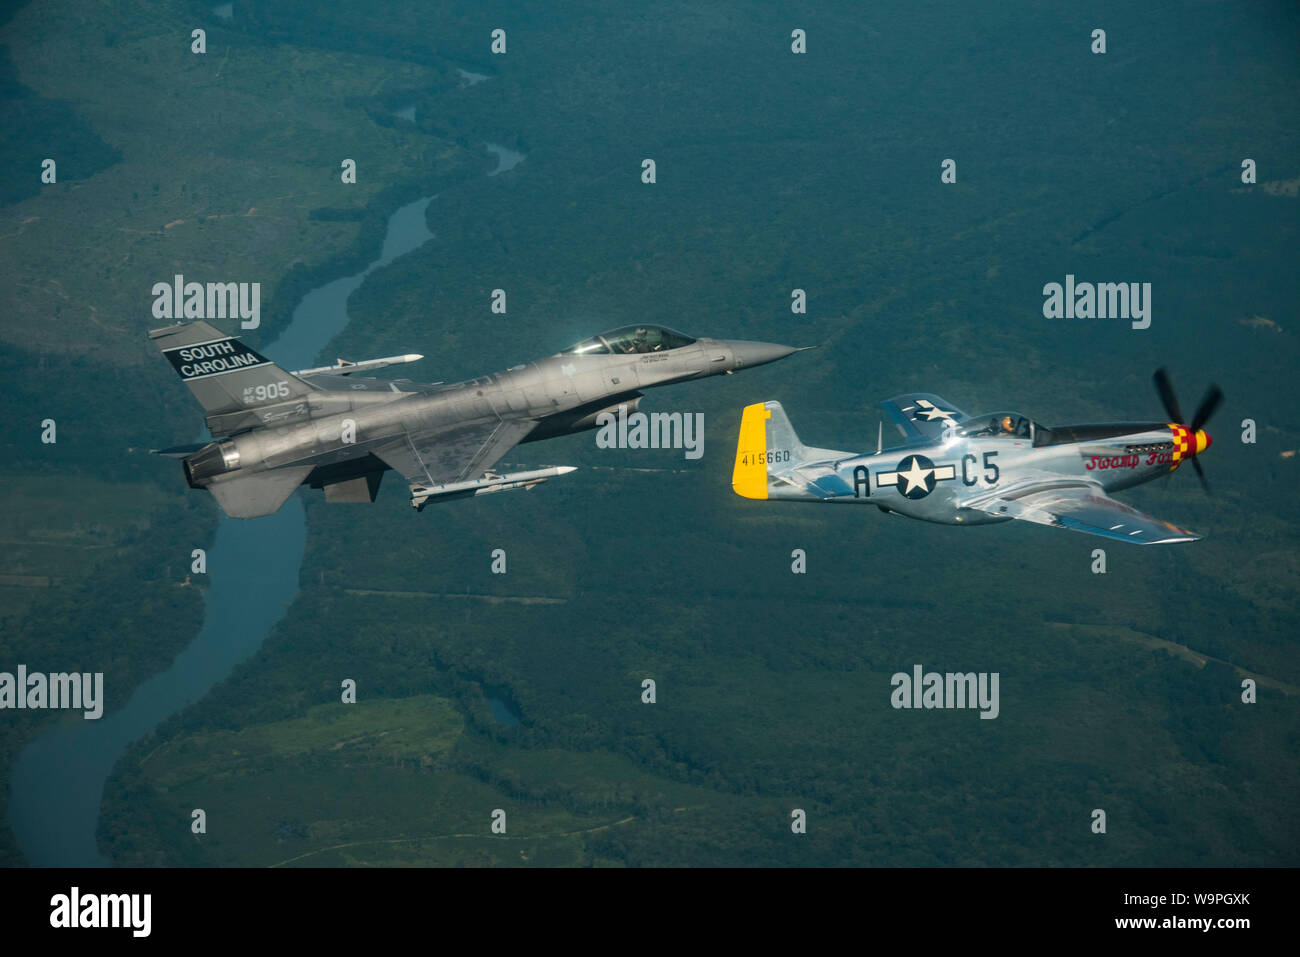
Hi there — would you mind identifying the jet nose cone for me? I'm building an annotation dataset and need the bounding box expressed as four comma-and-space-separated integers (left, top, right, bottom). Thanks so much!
726, 340, 807, 371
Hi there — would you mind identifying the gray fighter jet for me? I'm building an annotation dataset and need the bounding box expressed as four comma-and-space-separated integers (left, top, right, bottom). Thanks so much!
151, 320, 801, 518
732, 370, 1222, 544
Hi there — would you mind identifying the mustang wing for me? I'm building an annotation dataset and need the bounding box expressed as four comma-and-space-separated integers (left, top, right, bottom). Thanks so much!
965, 482, 1199, 545
373, 418, 537, 487
880, 393, 968, 445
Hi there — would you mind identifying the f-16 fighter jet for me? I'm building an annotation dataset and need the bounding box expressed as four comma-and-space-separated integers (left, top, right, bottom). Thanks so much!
151, 321, 802, 518
732, 370, 1222, 544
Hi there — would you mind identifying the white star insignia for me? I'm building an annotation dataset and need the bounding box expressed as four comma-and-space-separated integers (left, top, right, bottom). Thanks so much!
899, 457, 933, 494
912, 399, 958, 426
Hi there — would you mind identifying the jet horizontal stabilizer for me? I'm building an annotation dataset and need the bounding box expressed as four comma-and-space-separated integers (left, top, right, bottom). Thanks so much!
410, 466, 577, 510
207, 466, 313, 519
152, 442, 208, 458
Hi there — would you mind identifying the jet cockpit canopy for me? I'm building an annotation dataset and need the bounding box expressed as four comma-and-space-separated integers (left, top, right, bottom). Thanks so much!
560, 325, 697, 356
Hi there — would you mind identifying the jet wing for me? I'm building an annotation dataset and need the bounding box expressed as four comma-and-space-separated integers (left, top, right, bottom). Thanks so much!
964, 482, 1199, 544
880, 393, 968, 445
373, 418, 537, 488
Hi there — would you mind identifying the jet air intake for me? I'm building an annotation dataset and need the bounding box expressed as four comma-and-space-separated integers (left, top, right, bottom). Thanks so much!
522, 394, 644, 443
569, 395, 643, 433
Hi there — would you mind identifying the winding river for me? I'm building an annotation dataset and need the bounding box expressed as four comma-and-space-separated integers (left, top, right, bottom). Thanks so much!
9, 142, 522, 866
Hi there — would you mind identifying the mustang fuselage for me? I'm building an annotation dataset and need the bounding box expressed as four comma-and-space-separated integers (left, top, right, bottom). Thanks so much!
753, 421, 1206, 525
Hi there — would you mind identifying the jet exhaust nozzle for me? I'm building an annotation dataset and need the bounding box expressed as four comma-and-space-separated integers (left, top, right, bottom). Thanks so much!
183, 440, 241, 488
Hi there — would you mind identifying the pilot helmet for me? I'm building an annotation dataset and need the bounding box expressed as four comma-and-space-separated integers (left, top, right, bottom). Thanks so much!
1000, 415, 1015, 433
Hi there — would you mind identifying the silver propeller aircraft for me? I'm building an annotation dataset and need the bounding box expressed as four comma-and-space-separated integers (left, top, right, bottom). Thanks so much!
151, 320, 801, 518
732, 370, 1223, 544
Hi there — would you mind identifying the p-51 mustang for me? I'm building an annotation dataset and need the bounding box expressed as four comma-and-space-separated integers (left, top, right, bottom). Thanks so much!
732, 370, 1222, 544
151, 320, 802, 518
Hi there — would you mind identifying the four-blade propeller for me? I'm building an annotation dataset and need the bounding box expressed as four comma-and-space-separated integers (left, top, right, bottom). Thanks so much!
1154, 368, 1223, 492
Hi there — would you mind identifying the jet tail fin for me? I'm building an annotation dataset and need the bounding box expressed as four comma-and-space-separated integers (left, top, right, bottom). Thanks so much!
149, 321, 318, 435
732, 401, 850, 500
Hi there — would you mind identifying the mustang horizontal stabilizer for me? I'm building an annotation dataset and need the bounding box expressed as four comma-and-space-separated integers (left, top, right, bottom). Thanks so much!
966, 484, 1199, 544
880, 393, 968, 445
149, 321, 318, 436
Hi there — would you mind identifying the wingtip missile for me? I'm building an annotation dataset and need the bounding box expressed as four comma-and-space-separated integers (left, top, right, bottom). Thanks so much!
294, 353, 426, 377
409, 465, 579, 510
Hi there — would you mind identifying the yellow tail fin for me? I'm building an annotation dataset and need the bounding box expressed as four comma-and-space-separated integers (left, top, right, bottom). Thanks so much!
732, 402, 771, 500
